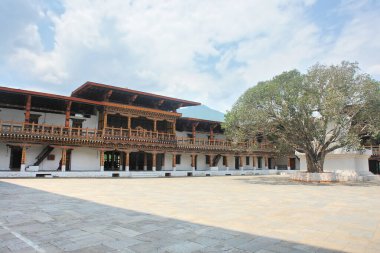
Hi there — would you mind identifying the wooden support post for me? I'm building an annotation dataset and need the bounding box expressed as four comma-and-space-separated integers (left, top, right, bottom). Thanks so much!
191, 154, 196, 171
192, 122, 199, 139
172, 121, 176, 134
209, 154, 214, 167
65, 101, 72, 127
144, 153, 147, 171
153, 119, 157, 132
287, 157, 291, 170
252, 155, 256, 169
264, 155, 268, 169
61, 148, 67, 172
128, 116, 131, 129
100, 150, 105, 172
25, 95, 31, 123
103, 112, 108, 129
152, 152, 157, 171
20, 146, 27, 172
172, 153, 176, 171
125, 151, 130, 171
225, 156, 229, 171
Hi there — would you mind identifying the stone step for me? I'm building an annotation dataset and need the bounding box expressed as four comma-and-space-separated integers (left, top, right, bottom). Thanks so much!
129, 172, 161, 178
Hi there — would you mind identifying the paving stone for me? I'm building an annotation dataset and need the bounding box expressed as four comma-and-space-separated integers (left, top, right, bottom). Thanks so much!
1, 176, 379, 253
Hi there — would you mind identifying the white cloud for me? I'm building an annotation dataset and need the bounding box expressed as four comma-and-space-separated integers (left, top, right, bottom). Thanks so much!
1, 0, 379, 112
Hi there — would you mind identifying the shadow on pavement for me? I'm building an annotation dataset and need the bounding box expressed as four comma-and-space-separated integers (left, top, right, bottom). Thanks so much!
0, 180, 344, 253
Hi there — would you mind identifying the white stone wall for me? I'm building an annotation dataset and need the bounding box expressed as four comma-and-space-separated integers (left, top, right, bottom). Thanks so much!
71, 148, 100, 171
297, 149, 371, 174
0, 107, 98, 129
0, 143, 10, 170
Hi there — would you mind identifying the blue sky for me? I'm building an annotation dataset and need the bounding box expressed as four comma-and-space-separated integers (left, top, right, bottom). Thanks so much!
0, 0, 379, 112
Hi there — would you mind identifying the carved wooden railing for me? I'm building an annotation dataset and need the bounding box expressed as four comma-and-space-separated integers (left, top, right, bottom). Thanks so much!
176, 137, 273, 151
0, 121, 273, 151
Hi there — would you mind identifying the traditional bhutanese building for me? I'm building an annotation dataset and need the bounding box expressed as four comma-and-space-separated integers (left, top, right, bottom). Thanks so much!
0, 81, 300, 177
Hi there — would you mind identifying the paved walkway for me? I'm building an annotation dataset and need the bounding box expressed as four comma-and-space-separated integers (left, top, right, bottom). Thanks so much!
0, 176, 379, 253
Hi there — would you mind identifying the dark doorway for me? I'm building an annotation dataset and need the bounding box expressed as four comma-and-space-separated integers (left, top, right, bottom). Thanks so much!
369, 160, 380, 175
268, 158, 273, 169
156, 153, 164, 171
257, 157, 263, 169
130, 152, 151, 171
9, 147, 22, 170
235, 156, 239, 170
66, 149, 72, 171
289, 158, 296, 170
104, 151, 124, 171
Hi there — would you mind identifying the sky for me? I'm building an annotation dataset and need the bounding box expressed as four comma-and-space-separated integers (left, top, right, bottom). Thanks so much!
0, 0, 379, 113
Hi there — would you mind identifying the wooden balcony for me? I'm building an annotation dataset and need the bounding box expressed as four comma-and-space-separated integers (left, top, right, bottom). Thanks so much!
0, 121, 272, 153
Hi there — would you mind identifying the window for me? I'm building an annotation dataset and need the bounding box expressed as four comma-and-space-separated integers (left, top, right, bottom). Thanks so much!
246, 156, 250, 165
223, 156, 227, 166
72, 119, 85, 129
29, 114, 41, 124
176, 154, 181, 165
205, 155, 210, 164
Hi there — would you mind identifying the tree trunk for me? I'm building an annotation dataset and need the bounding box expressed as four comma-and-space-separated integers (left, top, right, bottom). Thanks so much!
305, 152, 325, 173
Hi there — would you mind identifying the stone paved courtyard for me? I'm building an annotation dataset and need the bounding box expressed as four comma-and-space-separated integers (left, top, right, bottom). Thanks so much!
0, 175, 380, 253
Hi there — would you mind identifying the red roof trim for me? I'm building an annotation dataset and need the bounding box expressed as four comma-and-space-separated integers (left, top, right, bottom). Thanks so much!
72, 81, 201, 106
0, 86, 103, 106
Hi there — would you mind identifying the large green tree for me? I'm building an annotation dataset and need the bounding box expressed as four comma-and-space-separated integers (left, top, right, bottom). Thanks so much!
224, 62, 380, 173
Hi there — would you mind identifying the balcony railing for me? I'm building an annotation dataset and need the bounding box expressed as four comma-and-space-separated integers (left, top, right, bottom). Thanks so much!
0, 121, 272, 151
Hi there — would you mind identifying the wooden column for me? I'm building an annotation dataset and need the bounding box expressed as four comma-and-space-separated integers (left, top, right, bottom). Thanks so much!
152, 152, 157, 171
264, 155, 268, 169
143, 153, 147, 171
191, 154, 196, 171
172, 121, 176, 134
125, 151, 130, 171
209, 154, 214, 167
153, 119, 157, 132
192, 122, 199, 139
103, 112, 108, 129
61, 148, 67, 172
20, 146, 27, 172
100, 150, 105, 172
65, 101, 72, 127
128, 116, 132, 129
288, 157, 291, 170
172, 153, 176, 171
225, 156, 229, 171
24, 95, 31, 123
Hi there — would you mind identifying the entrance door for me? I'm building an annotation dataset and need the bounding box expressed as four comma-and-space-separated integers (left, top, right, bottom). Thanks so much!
369, 160, 380, 175
104, 151, 122, 171
235, 156, 239, 170
9, 147, 22, 170
290, 158, 296, 170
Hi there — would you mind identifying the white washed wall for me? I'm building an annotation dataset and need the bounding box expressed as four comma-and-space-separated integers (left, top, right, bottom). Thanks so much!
0, 107, 98, 129
71, 148, 100, 171
0, 143, 10, 170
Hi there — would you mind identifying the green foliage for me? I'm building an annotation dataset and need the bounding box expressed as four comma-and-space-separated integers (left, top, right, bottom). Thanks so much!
223, 61, 380, 172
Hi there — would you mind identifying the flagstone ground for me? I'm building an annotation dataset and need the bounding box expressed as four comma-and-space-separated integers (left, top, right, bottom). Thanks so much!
0, 175, 379, 253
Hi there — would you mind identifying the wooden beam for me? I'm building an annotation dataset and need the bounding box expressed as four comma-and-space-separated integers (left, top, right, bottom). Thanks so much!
103, 90, 113, 102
